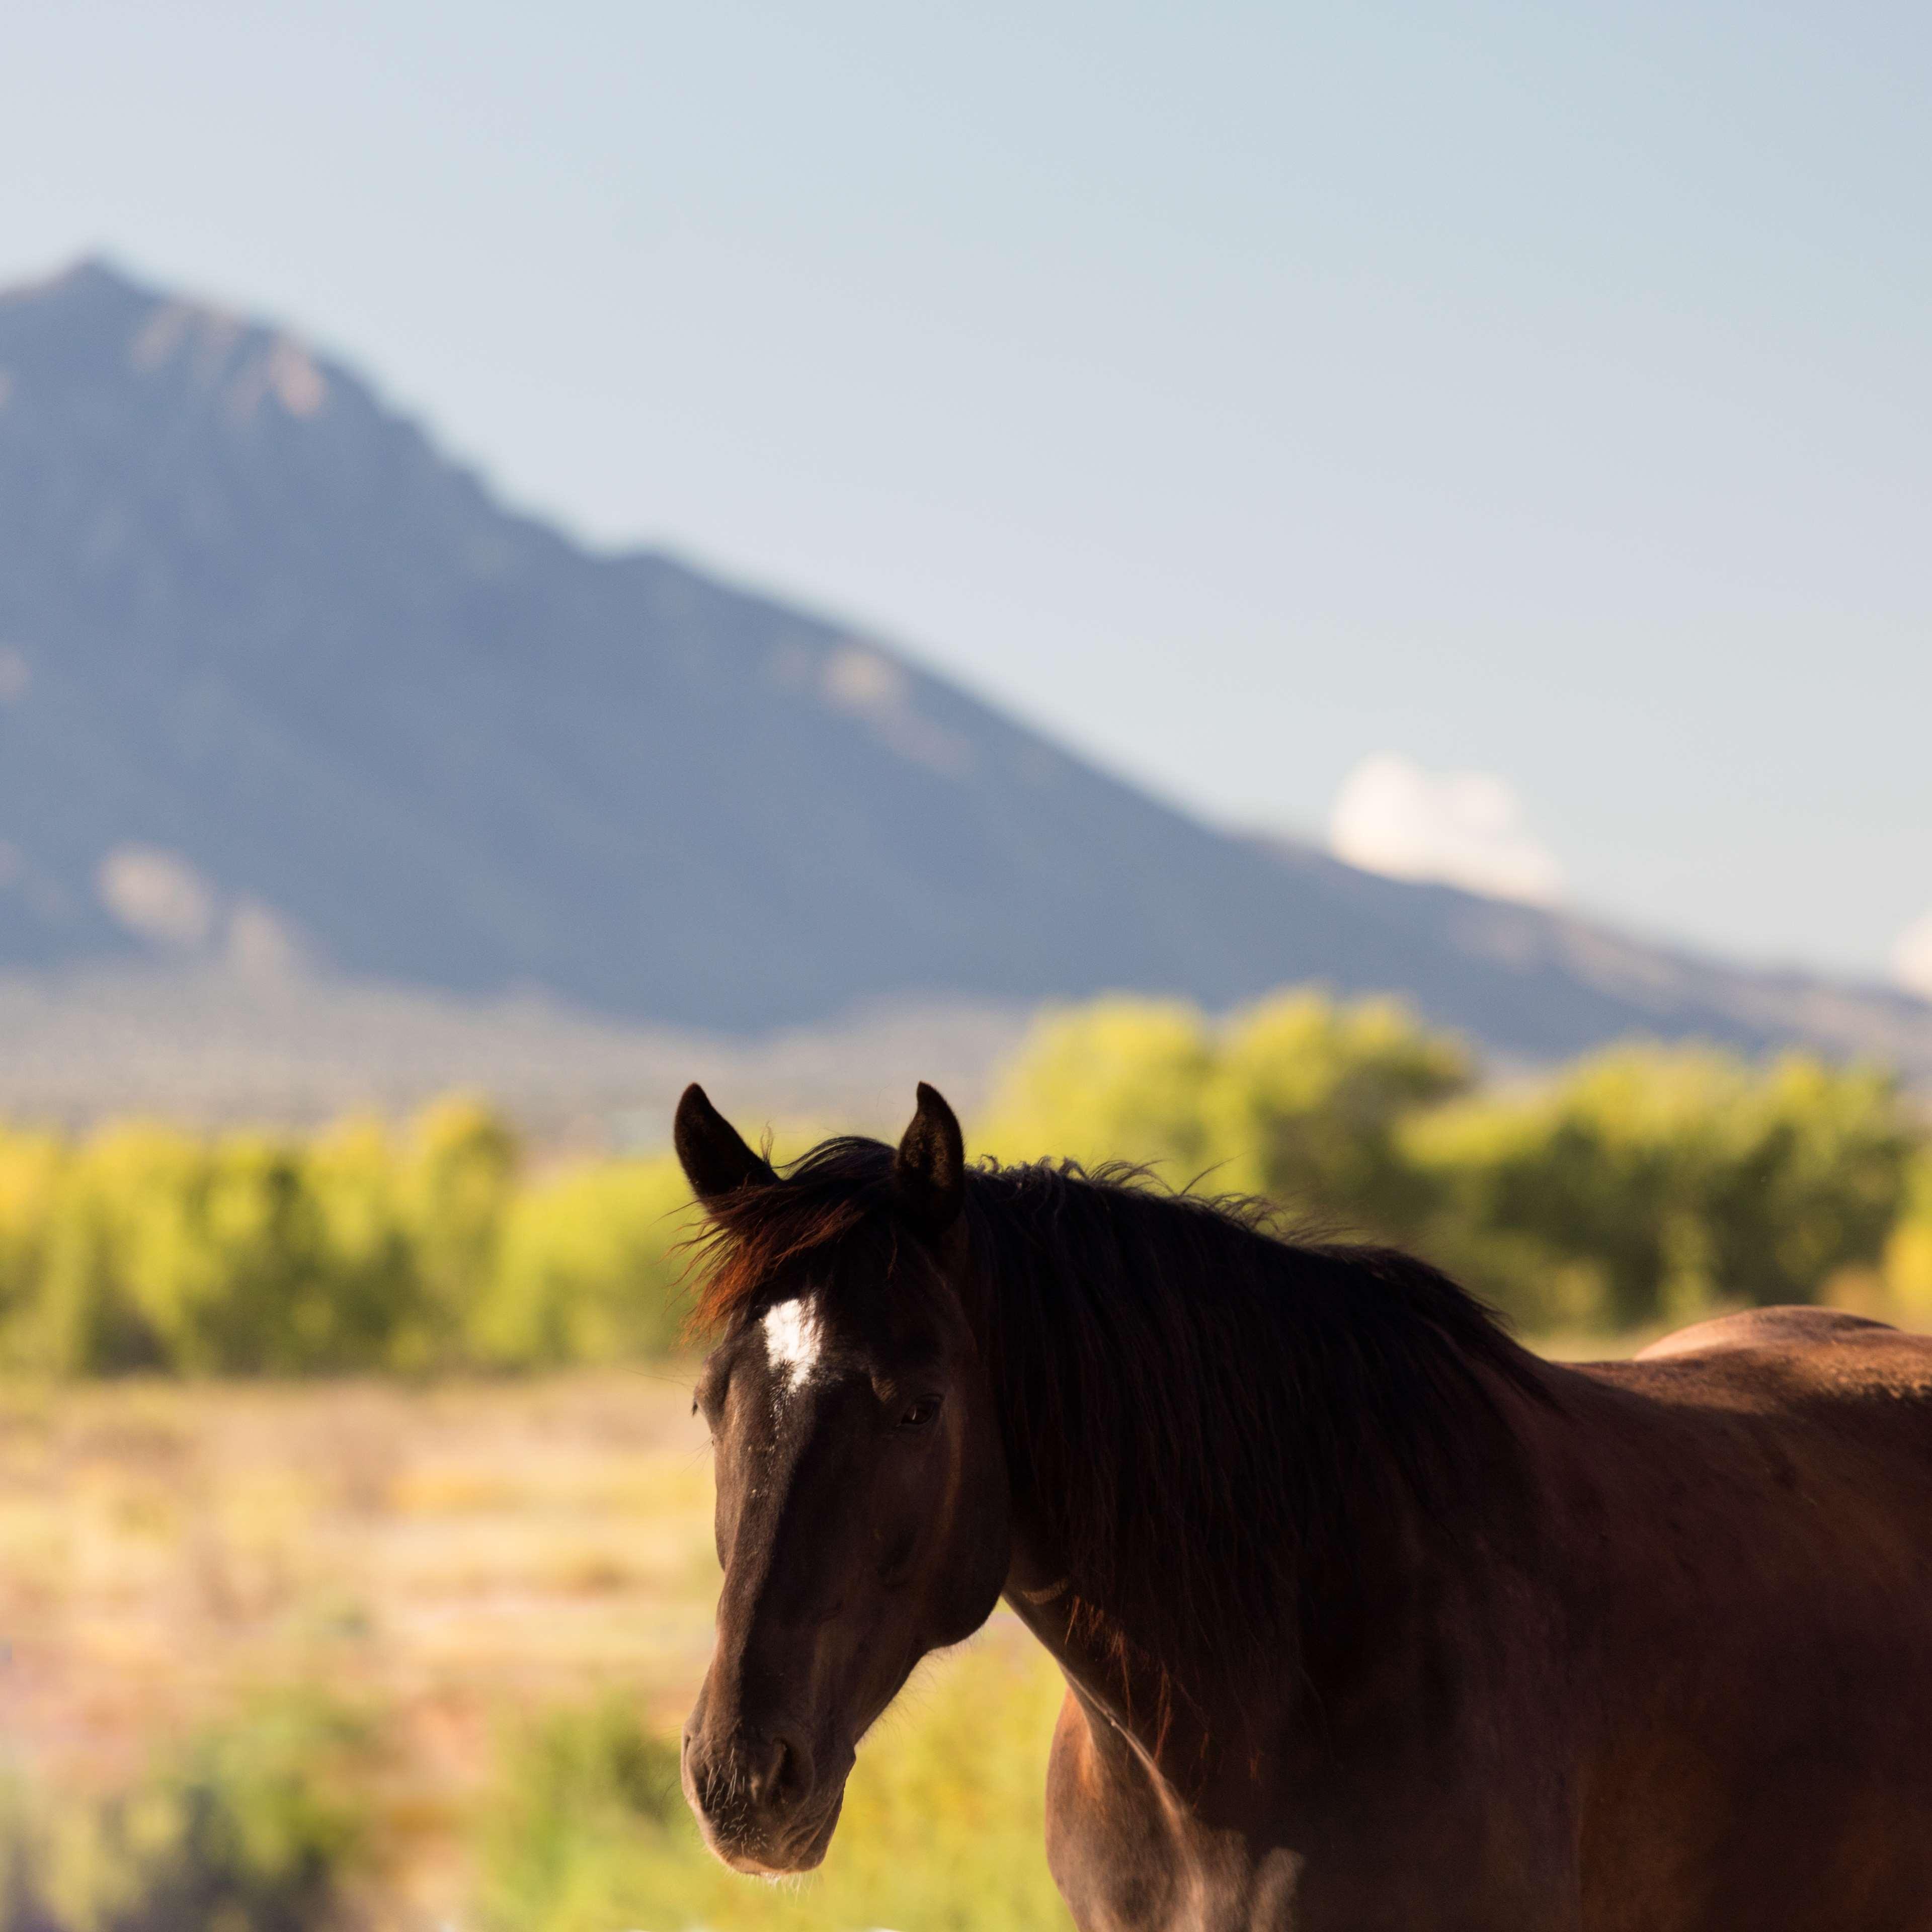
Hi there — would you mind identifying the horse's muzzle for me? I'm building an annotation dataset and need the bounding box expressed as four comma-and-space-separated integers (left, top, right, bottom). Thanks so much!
681, 1718, 842, 1873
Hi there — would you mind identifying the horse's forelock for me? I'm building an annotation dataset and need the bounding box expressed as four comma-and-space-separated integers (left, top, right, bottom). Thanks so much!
683, 1136, 900, 1341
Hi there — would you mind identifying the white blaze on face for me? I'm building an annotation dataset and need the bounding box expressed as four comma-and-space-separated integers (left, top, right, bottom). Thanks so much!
761, 1297, 824, 1395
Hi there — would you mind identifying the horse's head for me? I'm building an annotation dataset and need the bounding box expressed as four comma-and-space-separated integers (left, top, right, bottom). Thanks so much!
674, 1083, 1011, 1875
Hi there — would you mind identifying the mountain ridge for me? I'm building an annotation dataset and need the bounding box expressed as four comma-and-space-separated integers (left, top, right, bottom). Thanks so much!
2, 257, 1927, 1077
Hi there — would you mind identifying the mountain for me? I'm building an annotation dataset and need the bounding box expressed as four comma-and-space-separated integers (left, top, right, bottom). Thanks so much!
0, 968, 1034, 1138
1, 257, 1927, 1076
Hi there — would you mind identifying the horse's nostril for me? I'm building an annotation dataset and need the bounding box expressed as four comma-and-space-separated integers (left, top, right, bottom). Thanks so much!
749, 1734, 787, 1805
747, 1731, 810, 1811
686, 1724, 814, 1831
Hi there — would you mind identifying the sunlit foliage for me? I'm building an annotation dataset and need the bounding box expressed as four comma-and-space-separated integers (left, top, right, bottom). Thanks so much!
981, 993, 1920, 1332
1409, 1045, 1916, 1327
471, 1639, 1073, 1932
1883, 1146, 1932, 1322
473, 1157, 698, 1367
980, 990, 1470, 1239
1, 1691, 372, 1931
0, 990, 1920, 1374
0, 1103, 695, 1376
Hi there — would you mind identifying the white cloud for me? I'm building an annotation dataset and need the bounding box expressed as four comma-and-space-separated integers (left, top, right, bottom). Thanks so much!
1329, 753, 1564, 905
1891, 911, 1932, 1001
97, 845, 216, 949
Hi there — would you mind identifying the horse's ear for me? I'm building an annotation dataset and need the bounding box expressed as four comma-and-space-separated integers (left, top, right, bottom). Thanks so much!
675, 1084, 776, 1203
895, 1082, 965, 1242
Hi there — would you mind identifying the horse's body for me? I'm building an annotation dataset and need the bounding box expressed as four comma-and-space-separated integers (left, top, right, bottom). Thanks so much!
672, 1085, 1932, 1930
1039, 1304, 1932, 1931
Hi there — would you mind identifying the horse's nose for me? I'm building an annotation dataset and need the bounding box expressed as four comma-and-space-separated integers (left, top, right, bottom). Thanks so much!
744, 1729, 810, 1810
682, 1721, 815, 1832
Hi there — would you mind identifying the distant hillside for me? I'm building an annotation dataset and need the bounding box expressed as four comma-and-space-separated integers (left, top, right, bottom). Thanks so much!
0, 967, 1032, 1140
1, 258, 1927, 1076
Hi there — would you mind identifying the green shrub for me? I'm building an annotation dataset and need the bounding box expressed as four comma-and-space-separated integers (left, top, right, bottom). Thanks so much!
2, 1693, 373, 1931
1883, 1146, 1932, 1322
0, 995, 1918, 1373
1202, 990, 1470, 1239
0, 1108, 695, 1378
1406, 1045, 1915, 1327
980, 988, 1468, 1239
980, 994, 1921, 1334
978, 996, 1219, 1177
471, 1160, 698, 1367
470, 1639, 1073, 1932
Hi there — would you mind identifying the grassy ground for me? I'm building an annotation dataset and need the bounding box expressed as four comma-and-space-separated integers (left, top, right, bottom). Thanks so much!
0, 1369, 1078, 1929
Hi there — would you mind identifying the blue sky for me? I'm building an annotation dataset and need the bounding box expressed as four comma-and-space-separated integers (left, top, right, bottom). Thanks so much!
2, 2, 1927, 984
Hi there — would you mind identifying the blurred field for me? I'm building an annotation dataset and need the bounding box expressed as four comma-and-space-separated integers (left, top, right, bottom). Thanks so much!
0, 1369, 1072, 1930
8, 1337, 1930, 1928
2, 988, 1929, 1925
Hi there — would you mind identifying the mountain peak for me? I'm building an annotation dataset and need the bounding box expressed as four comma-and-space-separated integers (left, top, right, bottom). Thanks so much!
0, 263, 1925, 1074
54, 252, 146, 294
0, 255, 334, 424
2, 252, 154, 314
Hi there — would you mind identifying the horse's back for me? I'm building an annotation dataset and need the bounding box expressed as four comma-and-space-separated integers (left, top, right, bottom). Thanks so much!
1633, 1303, 1932, 1369
1617, 1303, 1932, 1437
1584, 1300, 1932, 1612
1575, 1307, 1932, 1929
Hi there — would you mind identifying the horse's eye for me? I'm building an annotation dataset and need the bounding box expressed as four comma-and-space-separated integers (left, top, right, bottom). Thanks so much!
898, 1395, 942, 1432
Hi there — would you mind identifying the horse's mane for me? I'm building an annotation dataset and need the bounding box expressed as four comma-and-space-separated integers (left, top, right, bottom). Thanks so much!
690, 1136, 1547, 1685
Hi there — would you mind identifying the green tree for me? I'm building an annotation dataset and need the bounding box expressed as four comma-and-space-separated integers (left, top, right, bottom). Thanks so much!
305, 1117, 427, 1370
979, 997, 1217, 1175
980, 988, 1469, 1237
396, 1097, 520, 1370
471, 1157, 697, 1367
1407, 1045, 1915, 1328
1883, 1145, 1932, 1322
1205, 991, 1470, 1235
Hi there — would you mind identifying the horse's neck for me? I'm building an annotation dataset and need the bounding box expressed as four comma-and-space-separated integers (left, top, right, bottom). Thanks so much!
1003, 1555, 1233, 1781
1006, 1512, 1422, 1757
998, 1346, 1557, 1796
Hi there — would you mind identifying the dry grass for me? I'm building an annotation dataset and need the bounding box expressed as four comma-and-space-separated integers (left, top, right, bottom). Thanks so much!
0, 1368, 727, 1924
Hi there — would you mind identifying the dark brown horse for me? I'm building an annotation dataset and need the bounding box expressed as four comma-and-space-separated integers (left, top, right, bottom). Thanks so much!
674, 1082, 1932, 1929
